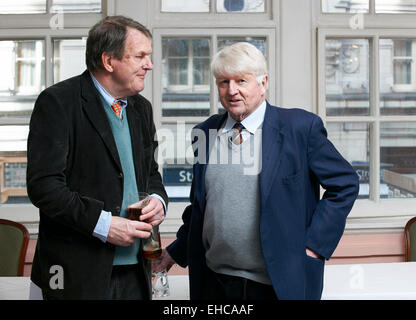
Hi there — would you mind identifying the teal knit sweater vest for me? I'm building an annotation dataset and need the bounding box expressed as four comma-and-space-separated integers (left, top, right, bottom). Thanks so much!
100, 96, 140, 265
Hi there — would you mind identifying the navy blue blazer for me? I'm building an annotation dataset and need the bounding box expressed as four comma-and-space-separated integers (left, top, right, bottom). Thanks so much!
167, 101, 359, 300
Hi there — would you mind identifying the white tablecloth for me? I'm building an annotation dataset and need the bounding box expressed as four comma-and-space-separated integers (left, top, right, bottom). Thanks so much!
1, 262, 415, 300
0, 275, 188, 300
322, 261, 416, 300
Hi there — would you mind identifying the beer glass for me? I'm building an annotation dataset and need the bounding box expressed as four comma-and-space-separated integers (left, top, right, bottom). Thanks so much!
142, 224, 170, 298
126, 192, 170, 298
126, 192, 150, 221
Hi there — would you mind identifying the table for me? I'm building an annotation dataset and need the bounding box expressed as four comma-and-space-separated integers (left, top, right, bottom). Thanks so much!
322, 262, 416, 300
0, 277, 30, 300
0, 275, 188, 300
1, 262, 415, 300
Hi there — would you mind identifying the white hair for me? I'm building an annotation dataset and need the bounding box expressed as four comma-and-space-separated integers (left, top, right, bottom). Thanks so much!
211, 42, 268, 84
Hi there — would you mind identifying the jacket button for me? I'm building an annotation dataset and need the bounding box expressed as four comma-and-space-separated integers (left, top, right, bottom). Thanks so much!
115, 206, 121, 213
119, 172, 123, 178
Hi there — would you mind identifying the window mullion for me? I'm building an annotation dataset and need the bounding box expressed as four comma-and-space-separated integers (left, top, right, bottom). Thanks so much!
45, 35, 53, 90
188, 39, 193, 90
211, 34, 218, 115
370, 36, 380, 119
369, 0, 375, 14
370, 35, 380, 202
46, 0, 53, 13
370, 120, 380, 202
211, 0, 216, 14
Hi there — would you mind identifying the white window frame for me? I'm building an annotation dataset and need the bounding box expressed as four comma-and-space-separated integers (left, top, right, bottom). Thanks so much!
163, 37, 211, 94
315, 0, 416, 232
153, 28, 276, 128
391, 39, 416, 92
0, 1, 111, 227
151, 0, 274, 27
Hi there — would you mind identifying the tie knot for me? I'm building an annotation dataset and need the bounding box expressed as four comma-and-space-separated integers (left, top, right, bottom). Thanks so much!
232, 122, 244, 133
111, 100, 123, 119
112, 100, 121, 107
231, 122, 244, 145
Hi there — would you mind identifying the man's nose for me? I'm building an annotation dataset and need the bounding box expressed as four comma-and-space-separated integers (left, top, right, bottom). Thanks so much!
228, 80, 238, 95
143, 56, 153, 70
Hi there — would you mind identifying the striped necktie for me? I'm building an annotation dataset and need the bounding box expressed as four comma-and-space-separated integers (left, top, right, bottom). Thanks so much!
111, 100, 122, 120
232, 122, 245, 145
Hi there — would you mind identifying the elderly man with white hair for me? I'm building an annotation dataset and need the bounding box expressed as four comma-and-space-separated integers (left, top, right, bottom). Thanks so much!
154, 42, 359, 300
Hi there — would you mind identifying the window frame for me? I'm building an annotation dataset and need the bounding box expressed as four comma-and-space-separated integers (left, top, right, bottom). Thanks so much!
0, 1, 109, 221
391, 39, 416, 92
153, 28, 276, 128
316, 0, 416, 229
0, 28, 91, 126
163, 37, 211, 94
152, 0, 273, 26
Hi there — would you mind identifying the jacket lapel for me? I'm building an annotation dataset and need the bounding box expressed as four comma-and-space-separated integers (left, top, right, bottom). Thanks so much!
260, 102, 285, 204
80, 71, 122, 172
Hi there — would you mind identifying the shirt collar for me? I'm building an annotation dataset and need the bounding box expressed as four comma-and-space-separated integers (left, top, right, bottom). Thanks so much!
222, 100, 267, 135
90, 72, 128, 108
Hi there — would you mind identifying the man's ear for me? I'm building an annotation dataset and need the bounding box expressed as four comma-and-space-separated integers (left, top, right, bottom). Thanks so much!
261, 74, 269, 95
101, 52, 114, 72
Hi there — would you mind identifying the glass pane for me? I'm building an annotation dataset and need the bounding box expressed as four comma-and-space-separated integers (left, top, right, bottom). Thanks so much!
327, 122, 370, 199
51, 0, 101, 13
157, 123, 195, 202
193, 58, 210, 85
168, 58, 188, 85
53, 39, 86, 83
0, 0, 45, 14
0, 145, 30, 204
162, 38, 210, 117
376, 0, 416, 13
322, 0, 369, 13
379, 39, 416, 115
325, 39, 370, 116
217, 0, 265, 12
161, 0, 210, 12
0, 126, 29, 152
0, 40, 45, 122
380, 123, 416, 198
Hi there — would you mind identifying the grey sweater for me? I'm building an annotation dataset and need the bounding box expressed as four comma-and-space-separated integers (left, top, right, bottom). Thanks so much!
202, 128, 271, 285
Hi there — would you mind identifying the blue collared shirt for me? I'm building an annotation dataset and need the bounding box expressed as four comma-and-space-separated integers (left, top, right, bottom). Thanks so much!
89, 73, 166, 243
90, 72, 128, 119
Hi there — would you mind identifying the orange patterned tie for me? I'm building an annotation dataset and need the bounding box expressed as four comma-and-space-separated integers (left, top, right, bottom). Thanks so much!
232, 122, 244, 145
111, 101, 122, 120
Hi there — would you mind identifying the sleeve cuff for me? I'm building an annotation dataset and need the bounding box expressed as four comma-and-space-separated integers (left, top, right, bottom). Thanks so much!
150, 193, 167, 216
92, 210, 112, 243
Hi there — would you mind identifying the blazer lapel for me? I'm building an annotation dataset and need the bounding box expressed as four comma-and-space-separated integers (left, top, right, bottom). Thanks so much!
260, 102, 285, 203
80, 71, 122, 172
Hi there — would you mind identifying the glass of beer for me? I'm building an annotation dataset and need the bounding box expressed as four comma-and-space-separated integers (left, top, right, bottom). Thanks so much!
126, 192, 150, 221
126, 192, 170, 298
142, 224, 170, 298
